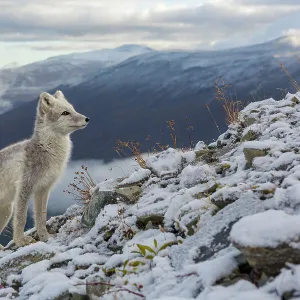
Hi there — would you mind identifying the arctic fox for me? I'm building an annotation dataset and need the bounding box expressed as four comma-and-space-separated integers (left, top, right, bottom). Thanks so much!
0, 91, 89, 248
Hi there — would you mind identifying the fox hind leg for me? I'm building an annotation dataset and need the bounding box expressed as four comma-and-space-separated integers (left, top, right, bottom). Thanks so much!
0, 202, 14, 249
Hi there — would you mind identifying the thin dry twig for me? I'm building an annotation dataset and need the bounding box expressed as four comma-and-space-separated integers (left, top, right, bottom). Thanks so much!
214, 78, 241, 125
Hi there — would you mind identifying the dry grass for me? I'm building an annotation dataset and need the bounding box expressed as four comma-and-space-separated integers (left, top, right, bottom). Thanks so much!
166, 120, 177, 148
63, 165, 96, 204
214, 78, 242, 125
116, 140, 147, 169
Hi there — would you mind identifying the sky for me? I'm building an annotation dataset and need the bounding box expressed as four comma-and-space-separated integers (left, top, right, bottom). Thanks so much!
1, 0, 300, 67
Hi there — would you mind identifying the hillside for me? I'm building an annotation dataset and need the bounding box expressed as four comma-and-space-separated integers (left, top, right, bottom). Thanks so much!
1, 92, 300, 299
1, 37, 300, 161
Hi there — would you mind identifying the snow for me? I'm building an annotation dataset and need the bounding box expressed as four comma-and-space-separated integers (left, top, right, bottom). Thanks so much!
230, 210, 300, 248
198, 281, 279, 300
3, 92, 300, 299
146, 148, 185, 176
119, 168, 151, 185
20, 272, 69, 300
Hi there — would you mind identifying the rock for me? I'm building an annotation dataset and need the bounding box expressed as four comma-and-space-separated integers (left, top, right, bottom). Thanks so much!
0, 287, 19, 299
71, 294, 89, 300
185, 217, 200, 236
243, 148, 267, 169
53, 292, 71, 300
241, 130, 258, 142
103, 228, 116, 242
169, 192, 264, 269
180, 164, 215, 188
136, 214, 164, 229
230, 210, 300, 276
291, 96, 300, 105
146, 148, 185, 177
116, 186, 142, 203
194, 141, 207, 151
215, 163, 231, 176
243, 117, 256, 127
194, 149, 216, 164
0, 243, 55, 284
210, 186, 241, 209
118, 168, 151, 187
233, 245, 300, 277
86, 275, 110, 299
82, 189, 132, 227
193, 183, 219, 199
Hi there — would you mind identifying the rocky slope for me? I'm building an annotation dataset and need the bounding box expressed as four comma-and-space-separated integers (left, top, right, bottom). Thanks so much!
2, 92, 300, 299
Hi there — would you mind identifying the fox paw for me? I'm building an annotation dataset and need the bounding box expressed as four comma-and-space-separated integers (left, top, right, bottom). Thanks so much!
14, 236, 36, 247
0, 244, 4, 251
38, 232, 50, 242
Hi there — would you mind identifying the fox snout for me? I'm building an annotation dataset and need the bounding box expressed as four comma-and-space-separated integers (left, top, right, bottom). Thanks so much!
85, 117, 90, 123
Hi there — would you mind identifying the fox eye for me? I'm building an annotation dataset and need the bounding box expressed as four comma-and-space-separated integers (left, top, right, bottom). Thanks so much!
61, 111, 70, 116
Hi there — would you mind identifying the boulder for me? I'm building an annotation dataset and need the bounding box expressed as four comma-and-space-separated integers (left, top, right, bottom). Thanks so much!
0, 243, 55, 284
230, 210, 300, 276
146, 148, 184, 177
82, 189, 132, 227
169, 192, 264, 269
116, 186, 142, 203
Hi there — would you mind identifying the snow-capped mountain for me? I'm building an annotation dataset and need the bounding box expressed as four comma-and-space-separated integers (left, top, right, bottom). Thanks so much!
0, 44, 153, 114
1, 37, 300, 162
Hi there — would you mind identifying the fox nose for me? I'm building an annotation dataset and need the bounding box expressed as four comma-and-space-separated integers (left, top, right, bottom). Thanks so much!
85, 117, 90, 123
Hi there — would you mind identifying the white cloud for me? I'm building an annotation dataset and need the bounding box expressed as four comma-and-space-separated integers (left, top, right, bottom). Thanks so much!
0, 0, 300, 64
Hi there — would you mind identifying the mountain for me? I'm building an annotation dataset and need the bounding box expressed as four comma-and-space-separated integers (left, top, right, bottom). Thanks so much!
0, 44, 153, 114
1, 37, 300, 161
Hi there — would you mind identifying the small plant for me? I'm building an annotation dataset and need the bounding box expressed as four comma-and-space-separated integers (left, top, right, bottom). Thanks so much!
131, 239, 177, 260
166, 120, 177, 149
214, 78, 242, 125
185, 117, 195, 149
63, 165, 96, 204
117, 205, 135, 240
116, 140, 147, 169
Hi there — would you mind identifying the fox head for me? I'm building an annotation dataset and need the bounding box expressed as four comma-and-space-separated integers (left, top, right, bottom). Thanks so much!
36, 91, 89, 135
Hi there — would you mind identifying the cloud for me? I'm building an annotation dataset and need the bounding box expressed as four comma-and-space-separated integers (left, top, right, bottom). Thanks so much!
0, 0, 300, 54
233, 0, 300, 5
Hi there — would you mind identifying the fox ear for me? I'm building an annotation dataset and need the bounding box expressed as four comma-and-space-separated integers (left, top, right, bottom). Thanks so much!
39, 92, 54, 115
54, 90, 66, 101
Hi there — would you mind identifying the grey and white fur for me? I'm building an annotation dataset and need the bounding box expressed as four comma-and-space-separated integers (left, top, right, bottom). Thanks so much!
0, 91, 89, 248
